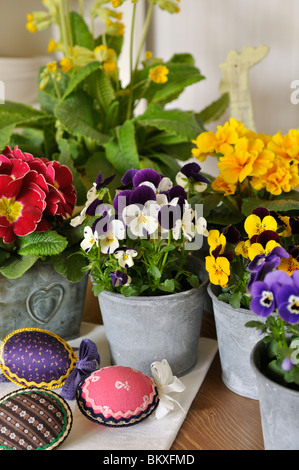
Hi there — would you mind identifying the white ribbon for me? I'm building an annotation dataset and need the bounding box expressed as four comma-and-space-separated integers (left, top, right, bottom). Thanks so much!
150, 359, 186, 420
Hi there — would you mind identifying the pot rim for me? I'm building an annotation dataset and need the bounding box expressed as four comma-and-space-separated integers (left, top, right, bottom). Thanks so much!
207, 282, 251, 314
250, 339, 299, 398
98, 279, 208, 301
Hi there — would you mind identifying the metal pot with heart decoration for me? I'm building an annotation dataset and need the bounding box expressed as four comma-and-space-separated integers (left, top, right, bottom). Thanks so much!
0, 262, 87, 341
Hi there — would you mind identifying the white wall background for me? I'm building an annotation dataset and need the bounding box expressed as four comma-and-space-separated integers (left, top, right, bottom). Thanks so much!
147, 0, 299, 175
0, 0, 298, 175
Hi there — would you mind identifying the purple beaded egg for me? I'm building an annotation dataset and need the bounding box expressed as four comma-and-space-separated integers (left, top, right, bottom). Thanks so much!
0, 328, 77, 389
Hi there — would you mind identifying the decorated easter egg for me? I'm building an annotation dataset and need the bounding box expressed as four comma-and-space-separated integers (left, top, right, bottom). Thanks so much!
0, 388, 72, 450
76, 365, 159, 427
0, 328, 77, 389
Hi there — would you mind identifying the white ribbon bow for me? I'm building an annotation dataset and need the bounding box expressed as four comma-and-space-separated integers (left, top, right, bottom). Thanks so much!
150, 359, 186, 420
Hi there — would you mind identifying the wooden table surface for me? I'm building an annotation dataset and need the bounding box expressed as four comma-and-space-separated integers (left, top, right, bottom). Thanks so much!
83, 281, 265, 451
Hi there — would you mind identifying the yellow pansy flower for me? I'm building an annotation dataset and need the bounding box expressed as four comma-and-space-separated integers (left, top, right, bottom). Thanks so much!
205, 255, 230, 287
149, 65, 169, 84
279, 256, 299, 275
244, 214, 277, 239
235, 240, 251, 258
207, 230, 226, 254
248, 240, 281, 261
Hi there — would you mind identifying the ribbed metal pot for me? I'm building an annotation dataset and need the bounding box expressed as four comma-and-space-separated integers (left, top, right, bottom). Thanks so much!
98, 282, 208, 377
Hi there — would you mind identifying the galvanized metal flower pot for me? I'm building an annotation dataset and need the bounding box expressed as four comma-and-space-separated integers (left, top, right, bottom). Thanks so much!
0, 262, 87, 341
208, 284, 262, 399
98, 282, 208, 377
251, 340, 299, 450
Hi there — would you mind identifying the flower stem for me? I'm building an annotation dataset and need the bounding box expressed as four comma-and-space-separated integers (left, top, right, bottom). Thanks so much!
59, 0, 70, 57
79, 0, 84, 17
134, 1, 154, 74
126, 2, 137, 120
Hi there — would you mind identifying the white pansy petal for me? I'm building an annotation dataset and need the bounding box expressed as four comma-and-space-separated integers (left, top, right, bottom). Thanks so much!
175, 172, 188, 188
100, 235, 119, 254
156, 193, 168, 207
122, 204, 141, 226
139, 181, 156, 192
194, 182, 208, 193
158, 177, 173, 192
110, 219, 125, 239
182, 222, 195, 241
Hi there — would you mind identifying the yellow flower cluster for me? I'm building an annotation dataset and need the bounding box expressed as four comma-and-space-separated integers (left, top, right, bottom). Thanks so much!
205, 211, 299, 287
192, 118, 299, 196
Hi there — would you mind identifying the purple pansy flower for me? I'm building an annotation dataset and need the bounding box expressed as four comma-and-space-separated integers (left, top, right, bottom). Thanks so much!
110, 270, 131, 287
129, 185, 157, 205
132, 168, 162, 188
119, 169, 138, 189
176, 162, 210, 192
250, 280, 276, 318
113, 189, 132, 213
248, 246, 289, 289
274, 271, 299, 324
95, 171, 115, 190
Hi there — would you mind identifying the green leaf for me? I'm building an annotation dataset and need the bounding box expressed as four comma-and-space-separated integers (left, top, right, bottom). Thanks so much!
63, 61, 101, 100
137, 103, 202, 141
148, 62, 204, 105
242, 196, 299, 216
87, 67, 116, 114
229, 291, 243, 309
197, 93, 230, 124
187, 274, 200, 289
159, 279, 175, 292
51, 246, 86, 282
55, 91, 110, 144
69, 11, 94, 49
147, 265, 161, 279
57, 138, 87, 206
0, 255, 39, 279
104, 120, 140, 173
18, 231, 68, 257
0, 124, 16, 152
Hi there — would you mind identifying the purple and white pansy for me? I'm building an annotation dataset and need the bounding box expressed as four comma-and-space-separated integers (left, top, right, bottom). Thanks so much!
250, 270, 299, 324
77, 165, 210, 290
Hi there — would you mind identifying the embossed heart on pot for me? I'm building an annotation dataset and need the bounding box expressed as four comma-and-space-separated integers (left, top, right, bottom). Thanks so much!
26, 283, 65, 324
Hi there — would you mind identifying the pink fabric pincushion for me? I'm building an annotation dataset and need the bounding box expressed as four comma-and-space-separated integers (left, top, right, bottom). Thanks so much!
76, 365, 159, 427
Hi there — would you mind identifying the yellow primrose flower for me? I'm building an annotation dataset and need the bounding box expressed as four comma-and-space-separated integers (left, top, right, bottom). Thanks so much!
47, 61, 57, 72
145, 51, 153, 60
207, 230, 226, 254
112, 0, 121, 6
103, 59, 117, 73
26, 16, 37, 33
251, 160, 294, 196
149, 65, 169, 84
48, 38, 57, 53
248, 240, 281, 261
211, 175, 237, 196
279, 256, 299, 275
217, 148, 255, 184
191, 131, 218, 162
60, 58, 73, 73
244, 214, 277, 239
235, 240, 251, 259
205, 255, 230, 287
